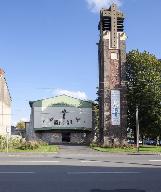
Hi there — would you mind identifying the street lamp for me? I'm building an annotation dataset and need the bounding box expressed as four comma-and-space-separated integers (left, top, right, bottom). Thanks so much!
136, 106, 140, 152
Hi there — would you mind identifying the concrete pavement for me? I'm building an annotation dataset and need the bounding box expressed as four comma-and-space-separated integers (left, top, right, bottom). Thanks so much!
0, 145, 161, 167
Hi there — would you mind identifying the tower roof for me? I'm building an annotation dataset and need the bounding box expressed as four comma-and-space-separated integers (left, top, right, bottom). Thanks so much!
0, 68, 5, 77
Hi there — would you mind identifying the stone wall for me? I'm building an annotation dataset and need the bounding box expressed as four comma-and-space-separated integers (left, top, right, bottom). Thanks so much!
70, 132, 92, 144
36, 132, 62, 144
27, 129, 92, 145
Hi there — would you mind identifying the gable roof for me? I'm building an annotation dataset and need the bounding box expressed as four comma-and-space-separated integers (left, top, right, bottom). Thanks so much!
29, 94, 94, 108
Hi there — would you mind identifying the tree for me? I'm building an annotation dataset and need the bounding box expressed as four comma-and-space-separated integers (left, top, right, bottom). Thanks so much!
16, 121, 25, 129
126, 50, 161, 143
91, 87, 99, 144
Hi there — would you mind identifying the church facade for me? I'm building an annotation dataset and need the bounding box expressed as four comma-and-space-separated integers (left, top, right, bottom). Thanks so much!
27, 95, 94, 144
0, 69, 12, 135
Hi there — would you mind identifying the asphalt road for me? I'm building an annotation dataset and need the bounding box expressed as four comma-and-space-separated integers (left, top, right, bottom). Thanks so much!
0, 145, 161, 192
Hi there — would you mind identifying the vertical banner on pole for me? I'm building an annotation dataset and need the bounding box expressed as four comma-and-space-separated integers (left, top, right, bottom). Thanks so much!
111, 90, 120, 126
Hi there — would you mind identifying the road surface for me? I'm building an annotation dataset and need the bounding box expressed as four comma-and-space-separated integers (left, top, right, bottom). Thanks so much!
0, 145, 161, 192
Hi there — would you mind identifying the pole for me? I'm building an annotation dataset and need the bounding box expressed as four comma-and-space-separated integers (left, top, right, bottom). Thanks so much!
6, 126, 10, 153
136, 106, 139, 152
6, 133, 9, 153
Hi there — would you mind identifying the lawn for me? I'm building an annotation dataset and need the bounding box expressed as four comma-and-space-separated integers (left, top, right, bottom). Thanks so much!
92, 145, 161, 153
0, 145, 59, 153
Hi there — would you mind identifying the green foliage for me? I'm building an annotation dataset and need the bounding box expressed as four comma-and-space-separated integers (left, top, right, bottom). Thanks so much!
16, 121, 25, 129
37, 139, 48, 146
90, 143, 98, 148
92, 146, 136, 153
19, 140, 48, 150
92, 86, 101, 144
0, 135, 22, 149
93, 103, 99, 140
9, 135, 22, 148
92, 146, 161, 153
0, 135, 6, 149
19, 140, 40, 150
0, 135, 48, 151
126, 50, 161, 140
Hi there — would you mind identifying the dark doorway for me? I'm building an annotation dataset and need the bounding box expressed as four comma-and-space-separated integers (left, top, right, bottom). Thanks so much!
62, 132, 71, 143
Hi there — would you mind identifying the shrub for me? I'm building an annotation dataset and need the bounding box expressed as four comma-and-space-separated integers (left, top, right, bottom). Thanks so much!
90, 143, 98, 148
19, 140, 40, 150
19, 140, 48, 150
0, 135, 48, 151
38, 139, 48, 146
0, 135, 23, 150
0, 135, 6, 149
9, 135, 22, 148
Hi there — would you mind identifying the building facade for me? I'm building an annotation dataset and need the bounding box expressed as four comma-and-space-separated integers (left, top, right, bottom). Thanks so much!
0, 69, 12, 135
27, 95, 94, 144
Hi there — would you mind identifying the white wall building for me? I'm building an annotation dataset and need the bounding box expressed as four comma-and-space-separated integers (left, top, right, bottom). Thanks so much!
27, 95, 94, 144
0, 69, 12, 135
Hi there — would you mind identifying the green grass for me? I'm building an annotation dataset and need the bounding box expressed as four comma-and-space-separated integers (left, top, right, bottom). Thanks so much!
0, 145, 59, 153
139, 146, 161, 153
92, 145, 161, 153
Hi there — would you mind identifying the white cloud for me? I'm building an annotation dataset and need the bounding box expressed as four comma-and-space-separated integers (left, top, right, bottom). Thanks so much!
12, 121, 17, 126
86, 0, 122, 13
20, 117, 29, 122
53, 89, 88, 100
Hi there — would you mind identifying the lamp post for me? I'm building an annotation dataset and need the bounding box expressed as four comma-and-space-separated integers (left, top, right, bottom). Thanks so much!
6, 126, 10, 153
136, 106, 140, 152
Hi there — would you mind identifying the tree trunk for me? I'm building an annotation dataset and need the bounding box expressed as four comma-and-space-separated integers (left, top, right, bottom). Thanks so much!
133, 127, 137, 145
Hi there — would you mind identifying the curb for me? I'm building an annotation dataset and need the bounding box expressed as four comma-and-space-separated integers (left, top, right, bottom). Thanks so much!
91, 148, 161, 155
0, 152, 58, 157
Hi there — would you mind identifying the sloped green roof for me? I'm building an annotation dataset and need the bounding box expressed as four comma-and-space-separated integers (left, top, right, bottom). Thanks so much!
29, 94, 93, 108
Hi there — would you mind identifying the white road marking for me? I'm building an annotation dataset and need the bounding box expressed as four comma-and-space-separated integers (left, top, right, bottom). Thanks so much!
16, 161, 60, 163
68, 171, 141, 175
0, 172, 35, 174
149, 160, 161, 162
3, 161, 61, 163
80, 161, 101, 163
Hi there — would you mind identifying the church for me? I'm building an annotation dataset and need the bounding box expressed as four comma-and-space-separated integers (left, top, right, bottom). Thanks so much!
0, 69, 12, 135
27, 95, 95, 144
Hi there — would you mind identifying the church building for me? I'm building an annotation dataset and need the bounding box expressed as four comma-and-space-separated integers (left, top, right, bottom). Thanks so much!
0, 69, 12, 135
27, 95, 94, 144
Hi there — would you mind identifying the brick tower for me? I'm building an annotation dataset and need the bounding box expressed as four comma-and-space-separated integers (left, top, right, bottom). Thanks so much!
98, 3, 127, 146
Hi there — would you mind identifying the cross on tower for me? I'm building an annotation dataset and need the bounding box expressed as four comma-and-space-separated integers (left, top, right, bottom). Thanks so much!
100, 3, 124, 48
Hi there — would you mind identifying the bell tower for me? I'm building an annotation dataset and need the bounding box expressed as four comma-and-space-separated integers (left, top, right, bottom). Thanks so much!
98, 3, 127, 146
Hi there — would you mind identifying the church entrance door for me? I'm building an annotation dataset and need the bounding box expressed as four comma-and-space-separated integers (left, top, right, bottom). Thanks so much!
62, 132, 71, 143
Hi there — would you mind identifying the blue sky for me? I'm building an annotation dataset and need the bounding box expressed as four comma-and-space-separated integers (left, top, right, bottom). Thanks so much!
0, 0, 160, 124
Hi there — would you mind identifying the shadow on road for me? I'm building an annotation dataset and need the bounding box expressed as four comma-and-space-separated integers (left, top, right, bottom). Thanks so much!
91, 189, 146, 192
53, 155, 161, 167
0, 165, 159, 192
